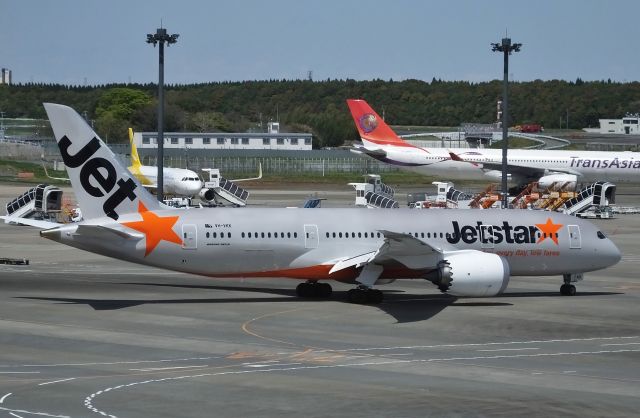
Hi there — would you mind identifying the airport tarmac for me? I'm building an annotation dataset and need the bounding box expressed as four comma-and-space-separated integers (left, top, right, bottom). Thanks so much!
0, 182, 639, 417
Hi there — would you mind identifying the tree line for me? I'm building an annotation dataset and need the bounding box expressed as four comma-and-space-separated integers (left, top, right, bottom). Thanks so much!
1, 78, 639, 147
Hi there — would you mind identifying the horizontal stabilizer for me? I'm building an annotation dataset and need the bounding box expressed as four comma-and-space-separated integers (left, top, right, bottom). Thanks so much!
73, 224, 144, 241
0, 216, 62, 229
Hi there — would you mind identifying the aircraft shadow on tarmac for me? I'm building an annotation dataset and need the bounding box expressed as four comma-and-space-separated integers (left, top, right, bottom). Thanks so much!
15, 282, 623, 323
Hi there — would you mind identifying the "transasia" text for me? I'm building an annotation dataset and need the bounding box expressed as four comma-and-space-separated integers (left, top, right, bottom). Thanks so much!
570, 157, 640, 169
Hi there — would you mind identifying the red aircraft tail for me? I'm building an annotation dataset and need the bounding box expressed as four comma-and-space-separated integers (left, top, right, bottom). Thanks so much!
346, 99, 414, 147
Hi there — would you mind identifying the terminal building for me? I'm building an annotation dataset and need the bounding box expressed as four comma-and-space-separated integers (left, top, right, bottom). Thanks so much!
134, 122, 313, 151
583, 114, 640, 135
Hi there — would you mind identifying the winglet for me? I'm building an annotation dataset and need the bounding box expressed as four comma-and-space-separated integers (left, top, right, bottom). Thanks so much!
346, 99, 416, 148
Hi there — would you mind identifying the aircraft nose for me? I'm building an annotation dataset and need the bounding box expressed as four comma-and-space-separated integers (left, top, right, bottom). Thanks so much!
600, 239, 622, 268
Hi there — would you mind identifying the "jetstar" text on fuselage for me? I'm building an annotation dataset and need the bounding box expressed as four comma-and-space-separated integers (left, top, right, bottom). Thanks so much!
446, 221, 541, 245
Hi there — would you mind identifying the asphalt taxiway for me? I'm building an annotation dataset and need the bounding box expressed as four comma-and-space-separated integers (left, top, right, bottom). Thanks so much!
0, 183, 639, 417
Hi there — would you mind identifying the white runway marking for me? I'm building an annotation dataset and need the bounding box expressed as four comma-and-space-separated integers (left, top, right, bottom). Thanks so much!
0, 393, 11, 403
601, 342, 640, 347
9, 412, 24, 418
38, 377, 76, 386
129, 365, 208, 372
477, 348, 540, 352
84, 348, 640, 418
0, 406, 70, 418
312, 335, 640, 353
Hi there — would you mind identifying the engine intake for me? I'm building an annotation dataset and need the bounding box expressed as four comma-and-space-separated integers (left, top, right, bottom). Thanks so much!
199, 188, 216, 203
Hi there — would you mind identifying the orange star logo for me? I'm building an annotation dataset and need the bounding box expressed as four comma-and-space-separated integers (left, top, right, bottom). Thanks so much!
121, 202, 182, 256
535, 218, 563, 245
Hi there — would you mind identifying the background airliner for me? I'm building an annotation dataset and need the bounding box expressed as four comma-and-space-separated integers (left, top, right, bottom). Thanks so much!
347, 99, 640, 191
128, 128, 203, 197
2, 103, 621, 304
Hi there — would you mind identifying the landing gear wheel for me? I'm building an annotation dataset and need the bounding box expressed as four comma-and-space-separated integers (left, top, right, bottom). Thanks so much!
296, 282, 312, 298
367, 289, 384, 304
318, 282, 333, 298
560, 284, 577, 296
347, 288, 368, 304
296, 282, 332, 299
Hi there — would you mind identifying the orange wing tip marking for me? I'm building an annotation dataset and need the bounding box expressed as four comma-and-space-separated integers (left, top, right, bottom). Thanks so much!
121, 203, 182, 256
535, 218, 563, 245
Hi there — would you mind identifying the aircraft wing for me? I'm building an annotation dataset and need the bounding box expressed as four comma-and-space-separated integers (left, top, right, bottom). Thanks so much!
329, 230, 450, 275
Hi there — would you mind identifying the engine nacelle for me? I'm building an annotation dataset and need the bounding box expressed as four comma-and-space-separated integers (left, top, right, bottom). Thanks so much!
199, 188, 216, 203
538, 174, 577, 191
428, 251, 510, 297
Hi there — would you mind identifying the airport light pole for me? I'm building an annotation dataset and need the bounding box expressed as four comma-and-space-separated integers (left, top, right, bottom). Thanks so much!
147, 27, 179, 202
491, 37, 521, 209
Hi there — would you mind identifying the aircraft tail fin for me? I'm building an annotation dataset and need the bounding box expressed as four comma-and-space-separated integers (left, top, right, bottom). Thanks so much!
129, 128, 142, 168
346, 99, 413, 147
43, 103, 161, 221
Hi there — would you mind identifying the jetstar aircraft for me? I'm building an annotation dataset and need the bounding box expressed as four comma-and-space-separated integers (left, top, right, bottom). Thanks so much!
127, 128, 203, 198
347, 99, 640, 191
1, 104, 621, 303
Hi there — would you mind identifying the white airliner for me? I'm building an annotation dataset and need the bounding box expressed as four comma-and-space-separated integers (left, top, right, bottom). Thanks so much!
347, 99, 640, 190
127, 128, 203, 197
1, 104, 621, 303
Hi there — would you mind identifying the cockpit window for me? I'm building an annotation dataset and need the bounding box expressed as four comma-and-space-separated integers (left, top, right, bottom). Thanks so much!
597, 231, 606, 239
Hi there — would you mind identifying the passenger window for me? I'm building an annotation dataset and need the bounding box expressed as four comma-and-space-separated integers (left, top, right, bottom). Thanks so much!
206, 232, 210, 238
326, 232, 330, 238
287, 232, 291, 238
241, 232, 245, 238
261, 232, 265, 238
213, 232, 217, 238
294, 232, 298, 238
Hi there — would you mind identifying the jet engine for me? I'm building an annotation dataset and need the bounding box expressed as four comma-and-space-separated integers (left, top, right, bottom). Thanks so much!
199, 188, 217, 203
538, 174, 578, 191
426, 251, 510, 297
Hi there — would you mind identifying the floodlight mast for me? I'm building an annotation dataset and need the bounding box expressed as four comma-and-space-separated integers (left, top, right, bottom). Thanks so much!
491, 37, 521, 209
146, 27, 179, 202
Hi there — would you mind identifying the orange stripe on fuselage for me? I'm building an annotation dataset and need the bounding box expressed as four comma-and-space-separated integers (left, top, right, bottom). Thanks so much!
206, 264, 429, 281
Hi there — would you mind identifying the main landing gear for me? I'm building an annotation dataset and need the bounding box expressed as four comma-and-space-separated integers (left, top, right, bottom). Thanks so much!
347, 286, 383, 304
296, 281, 332, 298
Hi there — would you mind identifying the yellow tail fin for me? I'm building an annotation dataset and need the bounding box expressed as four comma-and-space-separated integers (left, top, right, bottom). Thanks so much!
129, 128, 142, 168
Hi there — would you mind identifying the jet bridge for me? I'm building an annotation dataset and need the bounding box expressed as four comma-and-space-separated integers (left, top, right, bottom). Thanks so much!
5, 184, 63, 222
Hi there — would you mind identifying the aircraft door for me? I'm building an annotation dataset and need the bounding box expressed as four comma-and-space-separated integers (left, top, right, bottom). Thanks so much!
304, 224, 319, 249
568, 225, 581, 249
182, 224, 197, 250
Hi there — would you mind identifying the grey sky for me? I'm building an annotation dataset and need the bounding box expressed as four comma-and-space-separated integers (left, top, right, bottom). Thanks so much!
1, 0, 638, 85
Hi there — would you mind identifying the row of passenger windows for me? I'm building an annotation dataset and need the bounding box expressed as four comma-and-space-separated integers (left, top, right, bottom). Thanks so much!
241, 232, 299, 239
206, 230, 557, 241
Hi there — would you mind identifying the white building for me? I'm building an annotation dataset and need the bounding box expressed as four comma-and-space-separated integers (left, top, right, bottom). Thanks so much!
134, 130, 313, 151
584, 114, 640, 135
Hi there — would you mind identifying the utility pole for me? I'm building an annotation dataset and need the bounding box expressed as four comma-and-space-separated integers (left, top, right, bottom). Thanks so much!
491, 36, 522, 209
147, 27, 179, 202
